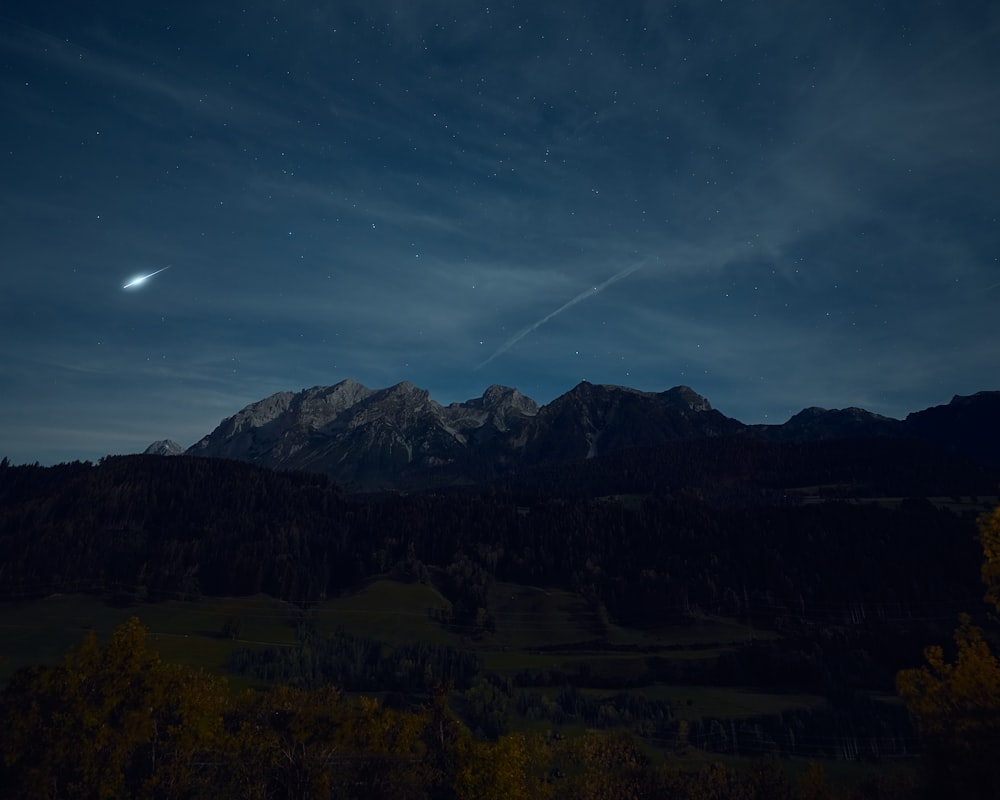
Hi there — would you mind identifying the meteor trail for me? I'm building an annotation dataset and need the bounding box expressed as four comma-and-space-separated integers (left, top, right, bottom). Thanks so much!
476, 259, 646, 370
123, 266, 170, 289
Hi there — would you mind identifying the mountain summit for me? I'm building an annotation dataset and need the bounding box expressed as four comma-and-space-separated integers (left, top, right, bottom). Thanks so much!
143, 439, 185, 456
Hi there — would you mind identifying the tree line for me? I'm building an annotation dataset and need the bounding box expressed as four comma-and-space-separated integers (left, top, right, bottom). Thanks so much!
0, 455, 983, 629
230, 625, 483, 693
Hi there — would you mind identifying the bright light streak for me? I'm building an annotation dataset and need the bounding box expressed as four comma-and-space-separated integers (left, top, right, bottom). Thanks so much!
123, 266, 170, 289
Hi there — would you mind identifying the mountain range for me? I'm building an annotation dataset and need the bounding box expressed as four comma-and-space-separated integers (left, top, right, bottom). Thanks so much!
149, 380, 1000, 490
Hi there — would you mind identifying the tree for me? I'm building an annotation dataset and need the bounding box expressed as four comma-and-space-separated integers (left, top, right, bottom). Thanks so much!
220, 684, 344, 799
897, 506, 1000, 798
797, 761, 835, 800
0, 617, 226, 799
548, 730, 648, 800
140, 660, 228, 798
454, 732, 546, 800
221, 614, 244, 640
980, 504, 1000, 617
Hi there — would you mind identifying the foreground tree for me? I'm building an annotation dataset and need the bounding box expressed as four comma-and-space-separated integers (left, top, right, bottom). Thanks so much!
0, 617, 226, 799
897, 506, 1000, 798
980, 503, 1000, 617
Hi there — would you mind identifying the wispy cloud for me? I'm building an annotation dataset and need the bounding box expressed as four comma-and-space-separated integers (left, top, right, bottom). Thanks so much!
476, 260, 648, 369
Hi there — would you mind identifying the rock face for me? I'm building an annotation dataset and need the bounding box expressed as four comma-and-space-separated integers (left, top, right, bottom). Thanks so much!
177, 381, 1000, 489
185, 380, 737, 488
522, 382, 743, 463
187, 380, 542, 488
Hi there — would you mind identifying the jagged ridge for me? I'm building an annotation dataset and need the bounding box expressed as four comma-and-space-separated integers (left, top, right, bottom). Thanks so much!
170, 381, 1000, 489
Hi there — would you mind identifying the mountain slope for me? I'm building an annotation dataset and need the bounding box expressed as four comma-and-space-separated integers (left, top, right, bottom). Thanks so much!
188, 379, 540, 488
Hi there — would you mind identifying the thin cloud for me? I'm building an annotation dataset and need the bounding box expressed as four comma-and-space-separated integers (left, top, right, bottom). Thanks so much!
476, 260, 648, 370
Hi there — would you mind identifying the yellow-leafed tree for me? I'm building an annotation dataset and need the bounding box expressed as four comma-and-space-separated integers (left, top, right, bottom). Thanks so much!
980, 503, 1000, 617
897, 505, 1000, 798
0, 617, 227, 799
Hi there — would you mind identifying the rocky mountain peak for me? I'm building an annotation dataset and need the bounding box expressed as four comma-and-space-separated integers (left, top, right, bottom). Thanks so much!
385, 380, 430, 401
481, 384, 539, 416
143, 439, 184, 456
660, 385, 713, 412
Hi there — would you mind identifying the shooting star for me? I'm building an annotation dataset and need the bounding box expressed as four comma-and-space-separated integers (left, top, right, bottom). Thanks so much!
476, 259, 647, 370
123, 266, 170, 290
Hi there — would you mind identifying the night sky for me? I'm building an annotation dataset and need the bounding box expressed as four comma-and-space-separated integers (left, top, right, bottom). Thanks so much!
2, 2, 998, 466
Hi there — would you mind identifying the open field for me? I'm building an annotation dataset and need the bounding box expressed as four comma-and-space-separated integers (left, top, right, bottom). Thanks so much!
0, 593, 299, 684
786, 487, 999, 514
481, 648, 719, 678
605, 614, 774, 647
0, 594, 128, 681
316, 578, 458, 645
488, 581, 603, 648
603, 684, 827, 720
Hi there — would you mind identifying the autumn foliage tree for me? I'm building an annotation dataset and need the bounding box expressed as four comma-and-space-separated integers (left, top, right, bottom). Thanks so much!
0, 617, 227, 799
980, 503, 1000, 618
0, 619, 445, 799
897, 504, 1000, 798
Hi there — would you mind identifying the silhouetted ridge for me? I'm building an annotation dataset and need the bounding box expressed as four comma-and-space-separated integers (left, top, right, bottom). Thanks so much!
151, 380, 1000, 489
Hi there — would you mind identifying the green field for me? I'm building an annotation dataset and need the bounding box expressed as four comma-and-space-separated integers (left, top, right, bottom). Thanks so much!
488, 582, 603, 648
316, 578, 458, 645
0, 593, 300, 684
610, 684, 827, 720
